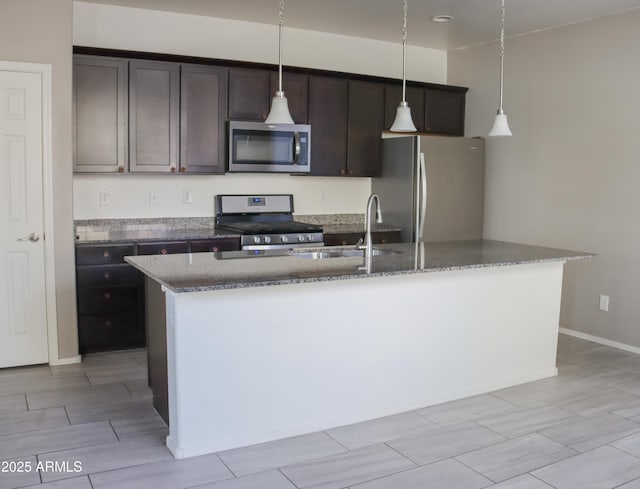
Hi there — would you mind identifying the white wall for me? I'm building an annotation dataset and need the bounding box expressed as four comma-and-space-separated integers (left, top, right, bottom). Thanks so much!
72, 2, 447, 219
448, 11, 640, 347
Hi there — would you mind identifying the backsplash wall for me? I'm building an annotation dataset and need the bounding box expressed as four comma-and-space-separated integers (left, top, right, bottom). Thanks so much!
73, 173, 371, 219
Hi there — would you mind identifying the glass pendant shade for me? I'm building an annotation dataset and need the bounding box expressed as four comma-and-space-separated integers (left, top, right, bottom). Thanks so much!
390, 102, 417, 132
265, 91, 294, 124
489, 112, 512, 137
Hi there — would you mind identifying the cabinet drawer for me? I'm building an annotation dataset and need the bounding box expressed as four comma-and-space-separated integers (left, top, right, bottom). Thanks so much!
78, 311, 143, 353
77, 264, 139, 286
324, 231, 401, 246
190, 238, 240, 253
76, 244, 135, 265
137, 241, 189, 255
77, 285, 138, 315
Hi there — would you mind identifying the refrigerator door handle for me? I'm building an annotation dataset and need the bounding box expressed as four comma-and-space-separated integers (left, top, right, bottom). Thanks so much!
418, 152, 427, 239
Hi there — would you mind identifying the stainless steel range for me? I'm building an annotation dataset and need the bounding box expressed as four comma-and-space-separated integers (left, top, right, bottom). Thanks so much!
215, 194, 323, 250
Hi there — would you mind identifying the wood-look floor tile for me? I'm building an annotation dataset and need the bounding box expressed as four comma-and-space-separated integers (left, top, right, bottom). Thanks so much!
0, 421, 117, 460
123, 379, 152, 400
416, 394, 516, 425
88, 453, 233, 489
387, 421, 506, 465
66, 399, 155, 425
531, 445, 640, 489
610, 430, 640, 457
325, 411, 438, 449
218, 432, 346, 477
39, 434, 172, 482
455, 433, 577, 483
539, 413, 640, 452
26, 383, 131, 410
280, 443, 415, 489
486, 474, 558, 488
475, 404, 577, 439
348, 458, 491, 489
110, 413, 168, 439
191, 470, 297, 489
84, 364, 147, 386
0, 407, 69, 436
0, 394, 27, 415
0, 374, 89, 398
19, 476, 93, 489
559, 387, 640, 416
0, 456, 40, 489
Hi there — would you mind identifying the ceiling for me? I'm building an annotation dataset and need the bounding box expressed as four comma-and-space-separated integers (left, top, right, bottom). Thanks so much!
79, 0, 640, 51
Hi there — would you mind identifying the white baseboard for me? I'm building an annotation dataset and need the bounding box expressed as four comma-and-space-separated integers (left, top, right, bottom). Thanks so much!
49, 355, 82, 366
559, 327, 640, 356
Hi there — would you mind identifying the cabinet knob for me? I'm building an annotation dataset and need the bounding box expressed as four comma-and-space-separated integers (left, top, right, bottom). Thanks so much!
104, 272, 111, 279
105, 320, 112, 327
118, 166, 125, 173
103, 251, 110, 258
103, 292, 111, 300
180, 166, 187, 173
339, 169, 345, 175
212, 246, 218, 252
348, 170, 353, 175
170, 167, 176, 173
161, 248, 168, 255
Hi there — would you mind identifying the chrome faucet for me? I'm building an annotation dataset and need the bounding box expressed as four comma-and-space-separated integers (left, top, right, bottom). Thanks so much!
361, 194, 383, 268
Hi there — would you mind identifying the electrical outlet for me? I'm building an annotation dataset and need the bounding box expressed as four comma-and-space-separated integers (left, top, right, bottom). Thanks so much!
99, 190, 110, 206
149, 191, 159, 205
599, 294, 610, 312
182, 189, 193, 204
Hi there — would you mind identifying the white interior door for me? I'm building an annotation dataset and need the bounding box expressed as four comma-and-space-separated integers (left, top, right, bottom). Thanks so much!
0, 69, 49, 368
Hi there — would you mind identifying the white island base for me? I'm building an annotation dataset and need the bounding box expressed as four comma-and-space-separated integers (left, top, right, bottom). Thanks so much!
158, 261, 564, 459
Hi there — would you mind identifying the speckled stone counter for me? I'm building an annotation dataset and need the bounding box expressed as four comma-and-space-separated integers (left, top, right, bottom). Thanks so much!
75, 218, 237, 243
125, 239, 594, 293
138, 238, 594, 459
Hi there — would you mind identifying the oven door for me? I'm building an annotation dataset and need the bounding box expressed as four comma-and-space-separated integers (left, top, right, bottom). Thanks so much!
228, 121, 310, 173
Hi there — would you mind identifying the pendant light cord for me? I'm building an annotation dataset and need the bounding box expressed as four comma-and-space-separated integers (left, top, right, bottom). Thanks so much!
497, 0, 506, 114
277, 0, 284, 93
401, 0, 408, 103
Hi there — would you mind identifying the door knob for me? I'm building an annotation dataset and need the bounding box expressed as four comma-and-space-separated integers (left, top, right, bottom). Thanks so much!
17, 233, 40, 242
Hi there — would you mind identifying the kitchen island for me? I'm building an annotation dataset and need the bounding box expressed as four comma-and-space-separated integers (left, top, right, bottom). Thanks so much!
126, 240, 593, 459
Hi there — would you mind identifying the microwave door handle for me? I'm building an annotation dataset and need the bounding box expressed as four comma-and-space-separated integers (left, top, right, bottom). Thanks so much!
293, 132, 302, 165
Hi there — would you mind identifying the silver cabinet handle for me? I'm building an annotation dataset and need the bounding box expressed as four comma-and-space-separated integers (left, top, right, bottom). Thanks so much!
17, 233, 40, 242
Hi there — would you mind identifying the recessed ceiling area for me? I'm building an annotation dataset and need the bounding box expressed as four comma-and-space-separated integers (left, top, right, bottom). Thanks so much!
77, 0, 640, 50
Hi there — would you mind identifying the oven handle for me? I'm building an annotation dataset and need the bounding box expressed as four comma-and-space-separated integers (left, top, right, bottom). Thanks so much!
293, 132, 302, 165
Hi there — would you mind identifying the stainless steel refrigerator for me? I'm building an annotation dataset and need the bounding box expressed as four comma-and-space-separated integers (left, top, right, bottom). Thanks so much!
372, 135, 484, 243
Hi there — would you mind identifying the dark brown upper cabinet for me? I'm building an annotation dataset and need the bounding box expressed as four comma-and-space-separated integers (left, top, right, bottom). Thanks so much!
73, 56, 128, 173
308, 75, 349, 176
129, 60, 180, 173
384, 84, 426, 133
180, 64, 228, 174
425, 88, 465, 136
347, 80, 385, 177
228, 68, 271, 121
269, 71, 309, 124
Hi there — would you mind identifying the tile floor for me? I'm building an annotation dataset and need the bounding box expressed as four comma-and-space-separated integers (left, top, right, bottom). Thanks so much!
4, 334, 640, 488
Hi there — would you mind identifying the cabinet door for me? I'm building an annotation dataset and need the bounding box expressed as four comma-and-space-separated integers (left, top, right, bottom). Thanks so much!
308, 76, 348, 176
384, 84, 425, 132
270, 72, 309, 123
180, 65, 227, 174
347, 80, 385, 177
425, 88, 466, 136
137, 241, 189, 256
73, 56, 128, 173
129, 61, 180, 172
228, 68, 270, 121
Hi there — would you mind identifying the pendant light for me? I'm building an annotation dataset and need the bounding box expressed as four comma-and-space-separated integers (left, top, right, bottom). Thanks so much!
390, 0, 417, 132
265, 0, 294, 124
488, 0, 513, 136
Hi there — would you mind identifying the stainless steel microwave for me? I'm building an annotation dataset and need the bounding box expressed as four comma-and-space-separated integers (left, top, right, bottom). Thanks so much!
228, 121, 311, 173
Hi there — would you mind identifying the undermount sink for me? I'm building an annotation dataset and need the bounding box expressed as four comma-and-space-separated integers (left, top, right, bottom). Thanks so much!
288, 246, 396, 260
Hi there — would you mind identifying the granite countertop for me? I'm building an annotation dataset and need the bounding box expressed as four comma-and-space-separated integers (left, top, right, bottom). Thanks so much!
125, 239, 595, 293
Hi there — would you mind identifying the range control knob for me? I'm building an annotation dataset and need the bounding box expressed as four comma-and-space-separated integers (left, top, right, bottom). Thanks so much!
281, 235, 289, 243
297, 234, 305, 242
253, 236, 261, 244
307, 234, 315, 242
264, 236, 272, 244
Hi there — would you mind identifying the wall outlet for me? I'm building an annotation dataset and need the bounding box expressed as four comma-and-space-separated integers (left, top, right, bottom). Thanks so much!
182, 189, 193, 204
99, 190, 110, 206
599, 294, 610, 312
149, 191, 159, 205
